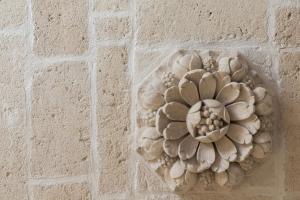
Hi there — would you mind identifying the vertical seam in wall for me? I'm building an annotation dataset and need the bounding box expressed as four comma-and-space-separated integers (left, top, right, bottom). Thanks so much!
88, 0, 100, 199
25, 0, 34, 199
128, 0, 137, 198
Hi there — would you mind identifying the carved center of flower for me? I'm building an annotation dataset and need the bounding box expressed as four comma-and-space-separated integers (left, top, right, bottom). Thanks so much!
186, 100, 230, 143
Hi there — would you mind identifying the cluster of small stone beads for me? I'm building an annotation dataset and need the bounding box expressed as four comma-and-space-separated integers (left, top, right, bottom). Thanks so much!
203, 58, 218, 72
196, 105, 225, 136
143, 110, 156, 126
161, 72, 177, 87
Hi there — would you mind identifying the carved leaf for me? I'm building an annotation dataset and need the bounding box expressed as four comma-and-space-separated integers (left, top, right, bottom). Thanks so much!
215, 136, 237, 162
227, 163, 245, 186
253, 131, 271, 143
163, 102, 189, 121
145, 138, 164, 161
178, 135, 199, 160
199, 72, 217, 100
226, 102, 254, 121
163, 122, 188, 140
172, 60, 188, 79
260, 142, 272, 153
235, 83, 255, 104
235, 143, 253, 162
184, 69, 206, 85
155, 108, 170, 134
237, 114, 261, 135
255, 95, 273, 116
163, 138, 183, 158
226, 124, 252, 144
214, 71, 231, 94
170, 160, 186, 179
211, 152, 230, 173
197, 142, 215, 167
216, 82, 240, 105
232, 65, 247, 81
179, 78, 200, 106
164, 86, 185, 103
215, 171, 228, 186
142, 127, 162, 140
218, 57, 231, 74
251, 143, 266, 159
253, 87, 266, 102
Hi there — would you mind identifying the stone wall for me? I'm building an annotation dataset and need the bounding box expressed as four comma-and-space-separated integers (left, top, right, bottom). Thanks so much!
0, 0, 299, 199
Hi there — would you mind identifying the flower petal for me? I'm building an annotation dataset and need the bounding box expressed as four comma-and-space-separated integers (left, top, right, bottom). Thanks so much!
215, 171, 228, 186
178, 135, 199, 160
235, 83, 255, 104
212, 152, 230, 173
218, 57, 231, 73
142, 127, 162, 140
235, 143, 253, 162
253, 131, 271, 143
196, 125, 229, 143
186, 111, 201, 137
183, 69, 206, 85
144, 138, 164, 160
197, 142, 215, 167
163, 122, 188, 140
170, 160, 186, 179
199, 72, 217, 100
215, 136, 237, 161
232, 66, 247, 81
226, 102, 254, 121
155, 108, 170, 134
226, 124, 252, 144
237, 114, 260, 135
216, 82, 240, 105
203, 99, 230, 123
179, 78, 200, 106
213, 71, 231, 94
164, 86, 185, 103
163, 138, 183, 157
163, 102, 189, 121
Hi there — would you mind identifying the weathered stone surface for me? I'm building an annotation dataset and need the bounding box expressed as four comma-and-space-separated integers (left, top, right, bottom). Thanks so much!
96, 16, 130, 41
138, 194, 275, 200
137, 0, 267, 44
31, 62, 90, 178
284, 194, 300, 200
0, 36, 27, 199
32, 183, 91, 200
94, 0, 128, 11
275, 7, 300, 48
136, 162, 169, 192
32, 0, 88, 56
279, 52, 300, 127
285, 126, 300, 192
97, 46, 130, 194
0, 0, 26, 28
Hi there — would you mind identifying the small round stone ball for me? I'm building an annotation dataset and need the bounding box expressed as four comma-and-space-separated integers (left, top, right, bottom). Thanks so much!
201, 125, 208, 132
203, 110, 210, 117
213, 119, 220, 126
208, 124, 215, 131
210, 113, 217, 120
206, 118, 212, 125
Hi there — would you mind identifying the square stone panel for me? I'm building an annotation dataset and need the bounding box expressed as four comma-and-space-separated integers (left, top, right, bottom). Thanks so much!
31, 61, 90, 178
32, 0, 88, 56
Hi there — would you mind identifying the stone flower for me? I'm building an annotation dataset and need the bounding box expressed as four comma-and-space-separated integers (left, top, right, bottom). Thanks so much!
137, 50, 274, 192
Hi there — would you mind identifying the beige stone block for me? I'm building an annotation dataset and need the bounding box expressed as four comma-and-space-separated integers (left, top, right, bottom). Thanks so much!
32, 183, 91, 200
275, 7, 300, 48
139, 194, 275, 200
136, 161, 169, 192
32, 0, 88, 56
285, 126, 300, 192
137, 0, 267, 44
96, 46, 130, 194
279, 52, 300, 126
0, 0, 26, 28
96, 16, 131, 41
0, 36, 27, 199
31, 62, 90, 178
94, 0, 128, 12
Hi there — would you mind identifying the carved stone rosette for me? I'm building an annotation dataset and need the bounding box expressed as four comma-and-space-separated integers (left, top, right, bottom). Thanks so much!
136, 50, 274, 192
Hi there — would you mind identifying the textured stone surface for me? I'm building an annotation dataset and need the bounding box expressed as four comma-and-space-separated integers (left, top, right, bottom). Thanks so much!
0, 36, 27, 199
97, 46, 130, 194
279, 52, 300, 126
137, 0, 267, 43
285, 126, 300, 192
32, 0, 88, 56
96, 17, 130, 41
275, 7, 300, 48
0, 0, 26, 28
31, 62, 90, 178
136, 162, 169, 192
138, 194, 275, 200
32, 183, 91, 200
94, 0, 128, 11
